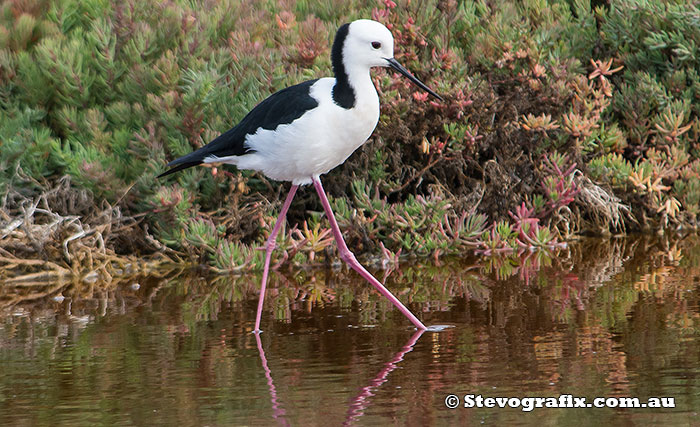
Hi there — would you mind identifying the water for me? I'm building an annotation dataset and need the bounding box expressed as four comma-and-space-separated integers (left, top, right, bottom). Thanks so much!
1, 237, 699, 425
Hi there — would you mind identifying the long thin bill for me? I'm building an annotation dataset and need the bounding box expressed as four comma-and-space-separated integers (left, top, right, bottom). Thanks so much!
385, 57, 443, 101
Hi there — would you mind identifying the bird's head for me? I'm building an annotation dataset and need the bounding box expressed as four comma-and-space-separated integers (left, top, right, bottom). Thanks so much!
334, 19, 443, 101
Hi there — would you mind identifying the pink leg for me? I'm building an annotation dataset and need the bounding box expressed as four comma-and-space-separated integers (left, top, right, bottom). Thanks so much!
312, 176, 426, 330
255, 185, 299, 333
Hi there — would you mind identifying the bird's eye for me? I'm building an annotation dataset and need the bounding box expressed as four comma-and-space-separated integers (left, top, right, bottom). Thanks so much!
371, 41, 382, 49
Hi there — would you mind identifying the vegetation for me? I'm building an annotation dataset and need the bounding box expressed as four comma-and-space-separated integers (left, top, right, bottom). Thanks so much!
1, 0, 699, 278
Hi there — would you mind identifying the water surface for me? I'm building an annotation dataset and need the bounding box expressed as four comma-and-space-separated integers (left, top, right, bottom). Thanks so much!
1, 237, 699, 425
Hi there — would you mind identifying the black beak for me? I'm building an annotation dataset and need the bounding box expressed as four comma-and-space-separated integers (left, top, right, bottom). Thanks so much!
385, 57, 443, 101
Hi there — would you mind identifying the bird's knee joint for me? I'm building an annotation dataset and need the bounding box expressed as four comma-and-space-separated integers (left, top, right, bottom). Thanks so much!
340, 249, 356, 263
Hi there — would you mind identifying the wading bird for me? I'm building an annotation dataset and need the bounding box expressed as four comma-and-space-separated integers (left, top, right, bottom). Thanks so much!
158, 19, 442, 332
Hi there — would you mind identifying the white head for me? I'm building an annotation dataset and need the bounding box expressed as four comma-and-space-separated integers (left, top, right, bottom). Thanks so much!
343, 19, 395, 68
332, 19, 442, 101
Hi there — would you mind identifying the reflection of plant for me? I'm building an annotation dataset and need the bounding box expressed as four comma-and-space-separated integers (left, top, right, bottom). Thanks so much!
11, 233, 700, 393
481, 249, 555, 285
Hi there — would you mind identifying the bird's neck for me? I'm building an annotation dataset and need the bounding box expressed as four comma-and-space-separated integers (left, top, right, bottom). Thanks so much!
333, 63, 377, 110
331, 27, 377, 110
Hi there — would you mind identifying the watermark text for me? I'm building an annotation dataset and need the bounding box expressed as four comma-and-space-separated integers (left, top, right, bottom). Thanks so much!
444, 394, 675, 411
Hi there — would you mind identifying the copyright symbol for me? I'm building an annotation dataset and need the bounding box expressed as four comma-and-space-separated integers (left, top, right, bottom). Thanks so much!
445, 394, 460, 409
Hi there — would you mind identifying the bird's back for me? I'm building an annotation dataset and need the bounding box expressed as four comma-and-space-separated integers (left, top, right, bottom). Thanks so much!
159, 76, 380, 185
232, 77, 380, 185
158, 79, 320, 178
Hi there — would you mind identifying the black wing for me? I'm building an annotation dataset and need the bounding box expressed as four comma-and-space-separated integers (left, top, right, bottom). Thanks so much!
157, 79, 320, 178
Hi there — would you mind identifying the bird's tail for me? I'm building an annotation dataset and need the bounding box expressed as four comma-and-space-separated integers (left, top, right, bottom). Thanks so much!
157, 144, 215, 178
156, 160, 203, 178
158, 125, 248, 178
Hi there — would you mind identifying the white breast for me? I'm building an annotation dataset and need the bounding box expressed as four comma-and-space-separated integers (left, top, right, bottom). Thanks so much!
231, 78, 380, 185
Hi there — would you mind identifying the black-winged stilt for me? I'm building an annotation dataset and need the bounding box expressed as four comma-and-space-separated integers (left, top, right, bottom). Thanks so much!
158, 19, 442, 332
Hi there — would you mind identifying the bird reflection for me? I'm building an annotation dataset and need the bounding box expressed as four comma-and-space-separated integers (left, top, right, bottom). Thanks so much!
255, 333, 290, 426
343, 329, 425, 425
254, 328, 425, 425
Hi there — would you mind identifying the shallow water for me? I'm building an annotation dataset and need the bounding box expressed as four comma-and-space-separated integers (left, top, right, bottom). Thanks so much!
1, 237, 699, 425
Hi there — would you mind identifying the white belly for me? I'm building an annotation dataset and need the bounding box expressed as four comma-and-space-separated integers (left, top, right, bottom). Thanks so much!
230, 78, 380, 185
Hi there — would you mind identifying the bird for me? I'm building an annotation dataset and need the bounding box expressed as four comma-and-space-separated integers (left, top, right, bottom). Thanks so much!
158, 19, 442, 332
